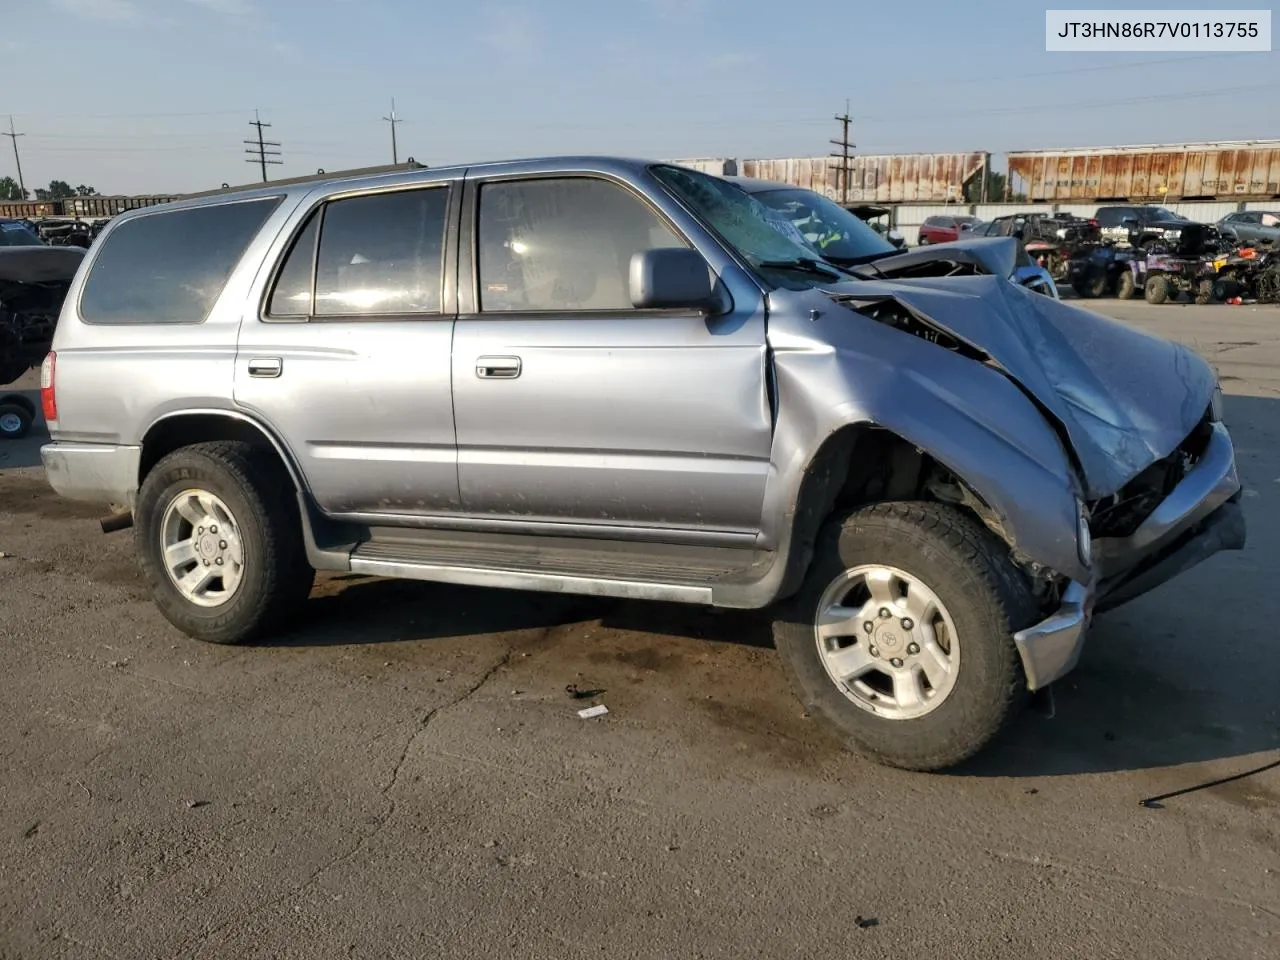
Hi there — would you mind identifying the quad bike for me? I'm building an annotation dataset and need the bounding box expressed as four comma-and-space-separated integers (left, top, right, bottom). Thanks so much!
1119, 249, 1217, 304
1201, 243, 1280, 303
1066, 243, 1136, 298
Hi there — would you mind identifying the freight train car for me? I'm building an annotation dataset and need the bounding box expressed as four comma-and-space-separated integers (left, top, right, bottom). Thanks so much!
1008, 140, 1280, 202
738, 152, 988, 204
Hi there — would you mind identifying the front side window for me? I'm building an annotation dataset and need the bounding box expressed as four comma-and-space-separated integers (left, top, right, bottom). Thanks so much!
80, 197, 280, 324
651, 165, 841, 288
477, 177, 686, 312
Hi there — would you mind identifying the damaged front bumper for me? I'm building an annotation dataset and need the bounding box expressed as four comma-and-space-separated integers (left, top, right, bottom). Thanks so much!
1013, 421, 1245, 691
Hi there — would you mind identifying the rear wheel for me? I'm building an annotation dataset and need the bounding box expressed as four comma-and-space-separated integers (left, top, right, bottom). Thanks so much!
1144, 273, 1171, 304
134, 441, 315, 644
772, 502, 1038, 772
1116, 270, 1138, 300
0, 401, 32, 440
1195, 279, 1215, 305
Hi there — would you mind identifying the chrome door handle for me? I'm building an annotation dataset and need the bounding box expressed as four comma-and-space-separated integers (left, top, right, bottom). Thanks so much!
247, 357, 283, 378
476, 356, 521, 379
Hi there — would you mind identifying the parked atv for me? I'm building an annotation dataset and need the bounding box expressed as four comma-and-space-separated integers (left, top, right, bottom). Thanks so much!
0, 245, 86, 387
1066, 243, 1136, 298
1203, 244, 1280, 303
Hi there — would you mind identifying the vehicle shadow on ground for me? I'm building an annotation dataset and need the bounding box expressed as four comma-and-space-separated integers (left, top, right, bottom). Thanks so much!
260, 575, 772, 651
0, 388, 46, 472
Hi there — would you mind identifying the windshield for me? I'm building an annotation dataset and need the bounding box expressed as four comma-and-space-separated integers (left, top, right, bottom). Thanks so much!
747, 187, 895, 264
0, 221, 44, 246
650, 165, 840, 285
1150, 207, 1185, 222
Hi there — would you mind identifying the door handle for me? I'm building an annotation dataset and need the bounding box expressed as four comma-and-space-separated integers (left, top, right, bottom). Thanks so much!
247, 357, 283, 378
476, 356, 521, 379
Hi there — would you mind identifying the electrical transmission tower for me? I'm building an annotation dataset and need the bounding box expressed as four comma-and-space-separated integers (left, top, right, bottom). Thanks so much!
244, 110, 282, 182
382, 98, 403, 165
830, 101, 854, 204
3, 115, 26, 198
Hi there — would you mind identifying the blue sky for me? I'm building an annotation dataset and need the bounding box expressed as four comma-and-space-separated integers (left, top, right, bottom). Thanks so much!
5, 0, 1279, 194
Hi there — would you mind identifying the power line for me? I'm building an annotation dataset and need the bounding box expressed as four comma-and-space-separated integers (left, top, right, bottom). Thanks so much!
244, 109, 282, 182
830, 101, 853, 204
3, 115, 26, 197
381, 98, 402, 165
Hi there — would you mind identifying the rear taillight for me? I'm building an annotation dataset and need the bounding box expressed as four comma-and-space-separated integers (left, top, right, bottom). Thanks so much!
40, 352, 57, 424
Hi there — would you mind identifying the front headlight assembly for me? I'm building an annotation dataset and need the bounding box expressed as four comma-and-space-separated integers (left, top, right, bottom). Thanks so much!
1209, 383, 1225, 423
1076, 499, 1092, 568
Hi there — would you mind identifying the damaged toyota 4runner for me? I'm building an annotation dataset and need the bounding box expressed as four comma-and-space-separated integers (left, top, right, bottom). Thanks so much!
40, 158, 1246, 771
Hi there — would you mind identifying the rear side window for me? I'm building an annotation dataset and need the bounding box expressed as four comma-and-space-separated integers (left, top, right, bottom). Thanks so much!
266, 186, 449, 319
79, 197, 280, 324
1095, 208, 1128, 228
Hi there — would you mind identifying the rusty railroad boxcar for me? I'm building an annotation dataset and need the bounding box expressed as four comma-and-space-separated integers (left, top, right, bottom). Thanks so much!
1008, 140, 1280, 202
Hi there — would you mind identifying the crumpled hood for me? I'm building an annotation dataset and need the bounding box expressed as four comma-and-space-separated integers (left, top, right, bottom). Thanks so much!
820, 272, 1217, 499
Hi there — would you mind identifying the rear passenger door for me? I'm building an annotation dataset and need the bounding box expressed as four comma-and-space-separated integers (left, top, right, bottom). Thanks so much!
234, 178, 462, 519
449, 172, 771, 536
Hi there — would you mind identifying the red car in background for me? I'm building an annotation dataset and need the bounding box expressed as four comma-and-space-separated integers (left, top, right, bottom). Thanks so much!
918, 214, 979, 245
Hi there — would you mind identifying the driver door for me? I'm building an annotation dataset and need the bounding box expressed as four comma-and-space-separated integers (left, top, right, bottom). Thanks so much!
449, 171, 772, 536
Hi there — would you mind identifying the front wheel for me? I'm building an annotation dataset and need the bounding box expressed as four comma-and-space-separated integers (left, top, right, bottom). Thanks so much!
134, 441, 315, 644
1116, 270, 1138, 300
1195, 279, 1215, 305
772, 502, 1039, 772
1145, 273, 1171, 304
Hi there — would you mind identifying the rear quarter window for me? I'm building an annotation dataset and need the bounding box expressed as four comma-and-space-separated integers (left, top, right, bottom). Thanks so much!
79, 196, 281, 324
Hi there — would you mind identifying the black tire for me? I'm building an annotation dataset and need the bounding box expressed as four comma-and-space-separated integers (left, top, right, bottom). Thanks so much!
0, 401, 32, 440
1144, 273, 1171, 304
772, 502, 1039, 772
1084, 269, 1110, 298
1116, 270, 1138, 300
1195, 279, 1215, 305
134, 441, 315, 644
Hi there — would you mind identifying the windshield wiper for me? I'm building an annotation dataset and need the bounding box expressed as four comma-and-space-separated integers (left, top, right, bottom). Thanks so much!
754, 258, 845, 281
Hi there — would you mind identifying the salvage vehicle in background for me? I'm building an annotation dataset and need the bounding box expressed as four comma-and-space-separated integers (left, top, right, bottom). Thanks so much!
1, 233, 85, 387
917, 213, 979, 245
843, 203, 907, 249
1095, 204, 1196, 249
1114, 221, 1230, 303
0, 225, 84, 438
39, 157, 1244, 772
1201, 245, 1280, 303
1215, 210, 1280, 247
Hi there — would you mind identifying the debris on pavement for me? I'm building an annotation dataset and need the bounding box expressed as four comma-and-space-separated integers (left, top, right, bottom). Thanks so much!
566, 683, 605, 700
185, 800, 210, 810
577, 704, 609, 720
854, 916, 879, 929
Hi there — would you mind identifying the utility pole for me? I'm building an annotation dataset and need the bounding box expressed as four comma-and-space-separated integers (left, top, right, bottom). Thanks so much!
3, 115, 26, 198
829, 100, 854, 205
381, 98, 402, 165
244, 109, 282, 182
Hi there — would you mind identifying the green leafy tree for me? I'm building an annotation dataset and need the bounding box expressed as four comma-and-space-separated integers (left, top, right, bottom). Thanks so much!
75, 184, 97, 196
0, 176, 26, 201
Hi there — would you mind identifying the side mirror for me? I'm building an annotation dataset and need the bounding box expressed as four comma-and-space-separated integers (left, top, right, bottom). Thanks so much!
629, 247, 718, 310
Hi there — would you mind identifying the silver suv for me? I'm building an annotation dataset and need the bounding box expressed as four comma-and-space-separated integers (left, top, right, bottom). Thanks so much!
39, 157, 1245, 771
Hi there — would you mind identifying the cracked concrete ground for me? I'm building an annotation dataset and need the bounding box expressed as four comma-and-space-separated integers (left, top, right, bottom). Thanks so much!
2, 301, 1278, 959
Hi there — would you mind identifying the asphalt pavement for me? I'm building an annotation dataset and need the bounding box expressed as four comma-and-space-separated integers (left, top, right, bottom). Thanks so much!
1, 300, 1277, 959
